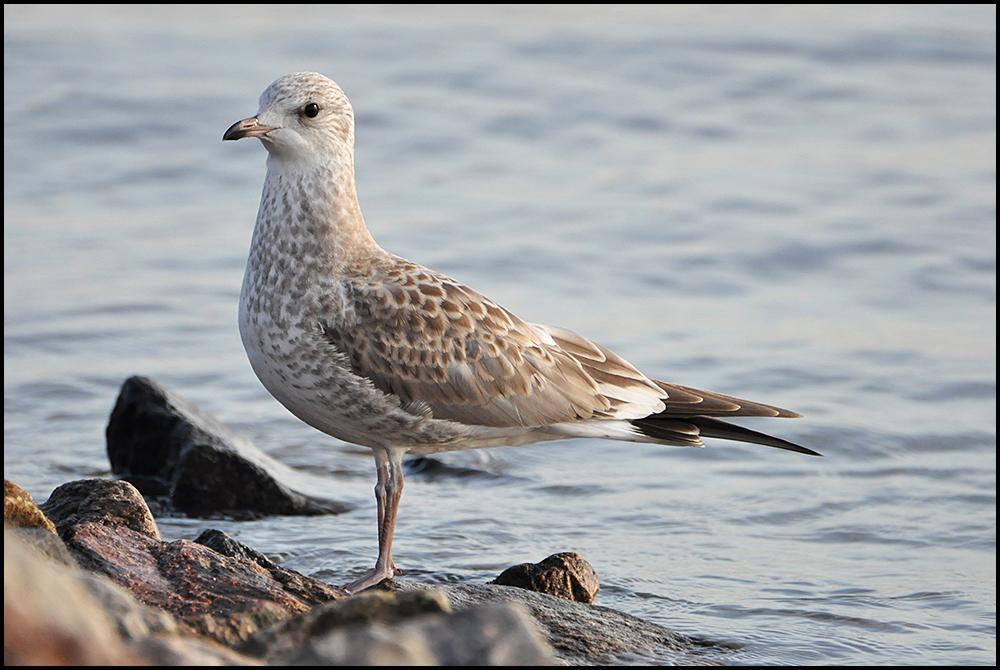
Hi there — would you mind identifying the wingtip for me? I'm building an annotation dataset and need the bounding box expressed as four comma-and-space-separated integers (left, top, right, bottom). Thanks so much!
683, 416, 821, 456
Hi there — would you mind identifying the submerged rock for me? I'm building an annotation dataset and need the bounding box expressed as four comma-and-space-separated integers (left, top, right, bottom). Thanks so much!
106, 375, 351, 517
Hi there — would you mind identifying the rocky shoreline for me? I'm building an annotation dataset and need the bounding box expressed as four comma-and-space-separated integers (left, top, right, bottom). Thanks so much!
5, 376, 726, 665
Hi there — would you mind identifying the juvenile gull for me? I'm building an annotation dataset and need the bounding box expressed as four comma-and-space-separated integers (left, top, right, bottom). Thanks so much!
224, 72, 820, 593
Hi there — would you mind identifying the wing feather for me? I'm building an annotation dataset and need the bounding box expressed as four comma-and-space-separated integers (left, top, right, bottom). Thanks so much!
321, 257, 616, 427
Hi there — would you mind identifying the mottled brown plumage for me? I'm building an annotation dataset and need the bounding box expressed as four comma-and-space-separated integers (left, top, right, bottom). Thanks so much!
224, 72, 818, 593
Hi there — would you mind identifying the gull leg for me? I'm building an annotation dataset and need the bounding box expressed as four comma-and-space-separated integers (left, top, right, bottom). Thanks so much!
374, 459, 399, 576
343, 448, 405, 593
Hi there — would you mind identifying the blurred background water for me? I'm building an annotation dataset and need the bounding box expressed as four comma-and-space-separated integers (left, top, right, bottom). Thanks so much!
4, 5, 995, 664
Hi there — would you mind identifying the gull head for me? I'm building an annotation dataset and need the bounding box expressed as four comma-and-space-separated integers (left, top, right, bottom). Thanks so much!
223, 72, 354, 163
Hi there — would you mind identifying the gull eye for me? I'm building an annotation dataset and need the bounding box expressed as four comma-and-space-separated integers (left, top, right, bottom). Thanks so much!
303, 103, 320, 118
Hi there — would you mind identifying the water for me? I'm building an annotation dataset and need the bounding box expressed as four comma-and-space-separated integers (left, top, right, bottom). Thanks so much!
4, 6, 995, 664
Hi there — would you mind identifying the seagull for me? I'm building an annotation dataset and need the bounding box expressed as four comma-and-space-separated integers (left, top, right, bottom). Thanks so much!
224, 72, 820, 593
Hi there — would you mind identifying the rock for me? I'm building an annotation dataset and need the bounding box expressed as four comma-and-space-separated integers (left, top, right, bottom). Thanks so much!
494, 551, 600, 603
387, 579, 726, 665
400, 601, 555, 666
4, 478, 57, 534
12, 478, 179, 642
194, 528, 284, 572
38, 478, 345, 647
76, 570, 180, 641
3, 530, 142, 665
40, 478, 161, 540
240, 589, 452, 659
14, 471, 722, 663
5, 526, 77, 567
191, 528, 350, 614
130, 635, 265, 666
257, 597, 555, 665
5, 528, 262, 666
63, 522, 345, 647
105, 375, 352, 516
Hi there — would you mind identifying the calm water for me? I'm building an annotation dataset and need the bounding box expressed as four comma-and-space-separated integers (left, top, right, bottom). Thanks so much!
4, 6, 995, 665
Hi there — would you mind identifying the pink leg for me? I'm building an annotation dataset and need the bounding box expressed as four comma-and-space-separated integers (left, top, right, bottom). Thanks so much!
373, 461, 400, 576
374, 463, 395, 571
343, 449, 404, 593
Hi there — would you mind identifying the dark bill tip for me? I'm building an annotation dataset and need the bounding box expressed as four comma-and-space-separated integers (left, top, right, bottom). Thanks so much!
223, 117, 274, 141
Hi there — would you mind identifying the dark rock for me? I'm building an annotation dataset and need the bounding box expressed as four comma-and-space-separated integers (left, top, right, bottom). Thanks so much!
4, 478, 57, 534
40, 478, 161, 540
105, 375, 352, 517
494, 551, 600, 603
63, 521, 345, 646
405, 455, 505, 480
387, 579, 729, 665
194, 528, 283, 571
240, 589, 451, 659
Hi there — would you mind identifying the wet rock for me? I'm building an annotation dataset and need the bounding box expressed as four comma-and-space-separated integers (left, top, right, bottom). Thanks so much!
4, 530, 142, 665
494, 551, 600, 603
40, 478, 161, 540
63, 522, 346, 647
387, 579, 726, 665
4, 478, 57, 534
105, 375, 351, 516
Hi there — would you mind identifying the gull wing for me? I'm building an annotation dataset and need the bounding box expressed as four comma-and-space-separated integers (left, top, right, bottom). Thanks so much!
318, 256, 666, 428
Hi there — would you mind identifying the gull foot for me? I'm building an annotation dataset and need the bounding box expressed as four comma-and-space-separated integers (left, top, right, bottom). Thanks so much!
342, 564, 398, 593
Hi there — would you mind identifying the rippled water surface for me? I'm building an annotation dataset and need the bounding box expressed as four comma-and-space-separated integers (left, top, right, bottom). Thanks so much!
5, 6, 995, 665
